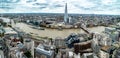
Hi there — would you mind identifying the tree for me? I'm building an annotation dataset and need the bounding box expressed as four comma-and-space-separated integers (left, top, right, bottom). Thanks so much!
24, 51, 32, 58
2, 22, 7, 27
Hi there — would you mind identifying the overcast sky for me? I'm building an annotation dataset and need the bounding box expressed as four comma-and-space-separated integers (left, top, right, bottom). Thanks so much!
0, 0, 120, 15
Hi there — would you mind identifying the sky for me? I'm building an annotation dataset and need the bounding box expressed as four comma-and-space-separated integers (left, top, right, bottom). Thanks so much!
0, 0, 120, 15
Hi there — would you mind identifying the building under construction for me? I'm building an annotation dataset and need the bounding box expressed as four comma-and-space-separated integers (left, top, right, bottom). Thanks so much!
74, 40, 93, 55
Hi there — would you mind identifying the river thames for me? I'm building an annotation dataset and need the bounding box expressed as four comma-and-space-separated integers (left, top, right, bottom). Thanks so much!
14, 23, 105, 39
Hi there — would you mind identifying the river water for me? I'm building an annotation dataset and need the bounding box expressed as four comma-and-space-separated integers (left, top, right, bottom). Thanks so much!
14, 23, 105, 39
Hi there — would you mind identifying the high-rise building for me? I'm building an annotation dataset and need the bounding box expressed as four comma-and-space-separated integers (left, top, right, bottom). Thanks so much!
64, 3, 69, 23
114, 48, 120, 58
24, 39, 34, 58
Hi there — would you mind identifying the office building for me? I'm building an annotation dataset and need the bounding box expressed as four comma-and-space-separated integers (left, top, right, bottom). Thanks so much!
64, 3, 69, 23
0, 50, 4, 58
54, 37, 66, 48
99, 46, 115, 58
114, 48, 120, 58
35, 44, 54, 58
24, 39, 34, 58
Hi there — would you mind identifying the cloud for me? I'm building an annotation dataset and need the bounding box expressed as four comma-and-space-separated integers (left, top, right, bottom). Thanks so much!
0, 0, 20, 3
0, 0, 120, 15
101, 0, 117, 5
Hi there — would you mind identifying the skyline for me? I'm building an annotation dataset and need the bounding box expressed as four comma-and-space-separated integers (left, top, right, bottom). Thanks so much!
0, 0, 120, 15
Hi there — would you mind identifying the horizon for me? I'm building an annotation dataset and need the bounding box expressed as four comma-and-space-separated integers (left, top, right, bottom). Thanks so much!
1, 13, 120, 16
0, 0, 120, 15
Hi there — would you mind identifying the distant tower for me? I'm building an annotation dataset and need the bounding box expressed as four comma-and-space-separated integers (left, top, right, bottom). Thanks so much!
64, 3, 69, 23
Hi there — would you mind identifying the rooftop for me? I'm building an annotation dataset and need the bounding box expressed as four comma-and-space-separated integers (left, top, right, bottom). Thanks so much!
101, 46, 116, 53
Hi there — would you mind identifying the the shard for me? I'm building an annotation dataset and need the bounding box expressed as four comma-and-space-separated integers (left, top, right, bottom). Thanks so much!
64, 3, 68, 23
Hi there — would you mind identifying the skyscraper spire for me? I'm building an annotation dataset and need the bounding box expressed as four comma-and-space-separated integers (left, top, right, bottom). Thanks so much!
64, 3, 68, 23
